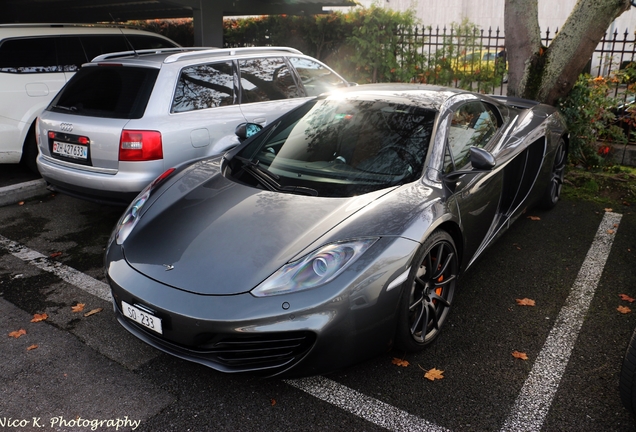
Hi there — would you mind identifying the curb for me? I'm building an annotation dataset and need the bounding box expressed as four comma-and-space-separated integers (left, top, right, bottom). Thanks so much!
0, 179, 50, 207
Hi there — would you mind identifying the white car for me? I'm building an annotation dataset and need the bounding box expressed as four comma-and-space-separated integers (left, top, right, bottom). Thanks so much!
35, 46, 351, 205
0, 24, 178, 171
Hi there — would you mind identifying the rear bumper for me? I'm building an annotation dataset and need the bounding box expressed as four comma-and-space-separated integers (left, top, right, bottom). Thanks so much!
38, 154, 162, 205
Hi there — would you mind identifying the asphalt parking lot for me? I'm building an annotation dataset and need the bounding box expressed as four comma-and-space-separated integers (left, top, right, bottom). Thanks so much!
1, 164, 635, 431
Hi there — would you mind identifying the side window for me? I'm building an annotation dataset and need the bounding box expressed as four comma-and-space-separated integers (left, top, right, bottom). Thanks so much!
79, 36, 129, 62
239, 57, 302, 103
0, 37, 58, 73
444, 101, 499, 173
57, 37, 89, 72
171, 61, 235, 113
288, 57, 345, 96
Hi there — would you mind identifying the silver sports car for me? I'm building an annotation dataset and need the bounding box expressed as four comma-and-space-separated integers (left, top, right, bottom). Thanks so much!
105, 84, 568, 376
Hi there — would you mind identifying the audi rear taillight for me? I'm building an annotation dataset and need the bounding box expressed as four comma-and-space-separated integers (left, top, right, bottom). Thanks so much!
119, 130, 163, 161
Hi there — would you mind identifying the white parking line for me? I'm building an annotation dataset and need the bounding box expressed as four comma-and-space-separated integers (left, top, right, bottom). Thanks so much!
286, 376, 451, 432
500, 211, 622, 431
0, 234, 111, 302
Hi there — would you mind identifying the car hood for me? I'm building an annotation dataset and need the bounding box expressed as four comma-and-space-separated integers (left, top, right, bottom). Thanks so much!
123, 164, 393, 295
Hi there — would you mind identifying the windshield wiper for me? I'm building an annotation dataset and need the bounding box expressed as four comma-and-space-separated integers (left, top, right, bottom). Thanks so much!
234, 156, 318, 196
52, 105, 78, 112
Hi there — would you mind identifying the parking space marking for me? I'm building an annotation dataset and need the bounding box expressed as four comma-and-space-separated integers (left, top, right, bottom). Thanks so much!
501, 211, 622, 432
286, 376, 450, 432
0, 234, 111, 302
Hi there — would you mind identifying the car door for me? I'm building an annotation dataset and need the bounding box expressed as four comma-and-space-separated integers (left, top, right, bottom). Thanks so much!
442, 101, 505, 266
236, 56, 311, 128
160, 60, 247, 163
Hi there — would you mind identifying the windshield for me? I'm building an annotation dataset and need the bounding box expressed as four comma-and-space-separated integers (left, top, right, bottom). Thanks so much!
230, 96, 437, 197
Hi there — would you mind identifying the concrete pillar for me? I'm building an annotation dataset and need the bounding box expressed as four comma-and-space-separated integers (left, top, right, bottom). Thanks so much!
192, 0, 223, 47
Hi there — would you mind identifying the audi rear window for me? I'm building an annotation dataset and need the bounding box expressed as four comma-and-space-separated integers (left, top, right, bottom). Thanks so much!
48, 66, 159, 119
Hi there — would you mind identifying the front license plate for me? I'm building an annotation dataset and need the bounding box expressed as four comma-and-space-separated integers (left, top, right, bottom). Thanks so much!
121, 300, 163, 335
53, 141, 88, 160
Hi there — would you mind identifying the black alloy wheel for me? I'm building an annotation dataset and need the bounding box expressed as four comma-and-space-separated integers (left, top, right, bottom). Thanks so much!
538, 139, 567, 209
395, 230, 458, 351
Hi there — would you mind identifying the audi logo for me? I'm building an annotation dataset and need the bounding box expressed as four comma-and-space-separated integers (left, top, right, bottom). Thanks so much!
60, 123, 73, 132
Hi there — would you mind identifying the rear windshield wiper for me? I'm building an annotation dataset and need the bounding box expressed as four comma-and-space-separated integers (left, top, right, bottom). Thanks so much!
52, 105, 79, 112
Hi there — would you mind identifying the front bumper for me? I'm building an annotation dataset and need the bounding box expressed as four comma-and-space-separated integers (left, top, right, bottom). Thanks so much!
106, 236, 419, 377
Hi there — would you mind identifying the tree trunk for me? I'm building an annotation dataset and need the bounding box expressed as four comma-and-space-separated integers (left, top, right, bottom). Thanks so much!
505, 0, 631, 106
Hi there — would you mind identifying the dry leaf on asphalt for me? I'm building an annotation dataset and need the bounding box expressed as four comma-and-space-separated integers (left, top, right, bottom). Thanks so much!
620, 294, 636, 303
604, 208, 613, 212
516, 298, 536, 306
527, 216, 541, 221
49, 251, 63, 258
392, 357, 410, 367
512, 351, 529, 360
607, 229, 615, 235
271, 399, 277, 406
423, 368, 444, 381
71, 303, 85, 313
618, 306, 632, 314
84, 308, 103, 317
27, 344, 38, 351
8, 329, 26, 338
31, 313, 48, 322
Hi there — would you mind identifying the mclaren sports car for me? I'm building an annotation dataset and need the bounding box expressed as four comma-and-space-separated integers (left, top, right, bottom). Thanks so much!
105, 84, 568, 377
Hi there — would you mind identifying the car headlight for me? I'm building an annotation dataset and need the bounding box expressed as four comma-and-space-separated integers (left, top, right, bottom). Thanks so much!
251, 238, 378, 297
114, 168, 175, 245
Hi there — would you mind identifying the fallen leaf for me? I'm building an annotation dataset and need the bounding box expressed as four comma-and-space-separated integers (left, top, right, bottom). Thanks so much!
605, 208, 613, 212
71, 303, 85, 313
512, 351, 528, 360
527, 216, 541, 221
84, 308, 103, 317
618, 306, 632, 314
8, 329, 26, 338
423, 367, 444, 381
392, 357, 410, 367
49, 251, 62, 258
516, 298, 536, 306
620, 294, 635, 303
26, 344, 38, 351
31, 313, 48, 322
607, 229, 615, 234
18, 201, 24, 206
614, 224, 619, 228
271, 399, 277, 406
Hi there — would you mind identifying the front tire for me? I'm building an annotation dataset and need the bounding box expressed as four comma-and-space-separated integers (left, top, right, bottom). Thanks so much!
395, 230, 458, 351
537, 138, 567, 210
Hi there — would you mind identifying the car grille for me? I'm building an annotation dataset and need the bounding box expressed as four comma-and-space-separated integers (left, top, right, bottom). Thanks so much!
123, 315, 316, 374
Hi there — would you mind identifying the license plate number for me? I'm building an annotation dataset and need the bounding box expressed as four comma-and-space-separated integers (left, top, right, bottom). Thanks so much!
53, 141, 88, 160
121, 300, 163, 334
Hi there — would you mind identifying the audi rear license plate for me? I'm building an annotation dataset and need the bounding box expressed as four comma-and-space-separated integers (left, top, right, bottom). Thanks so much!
121, 300, 163, 334
52, 141, 88, 160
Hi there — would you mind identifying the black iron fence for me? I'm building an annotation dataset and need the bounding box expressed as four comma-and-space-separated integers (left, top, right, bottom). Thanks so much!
396, 25, 636, 96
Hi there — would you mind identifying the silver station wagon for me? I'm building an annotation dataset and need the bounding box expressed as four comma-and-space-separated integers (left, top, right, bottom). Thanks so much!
36, 46, 350, 204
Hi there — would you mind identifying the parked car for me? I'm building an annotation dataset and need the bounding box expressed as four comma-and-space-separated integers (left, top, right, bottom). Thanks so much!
36, 46, 350, 204
0, 23, 179, 172
105, 83, 568, 377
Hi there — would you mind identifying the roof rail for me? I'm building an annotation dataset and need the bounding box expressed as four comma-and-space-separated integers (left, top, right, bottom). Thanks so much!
0, 23, 146, 30
163, 46, 304, 64
91, 47, 209, 62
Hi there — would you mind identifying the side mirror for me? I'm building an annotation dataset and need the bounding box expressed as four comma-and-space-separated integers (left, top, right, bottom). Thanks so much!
235, 123, 263, 141
444, 147, 496, 180
469, 147, 496, 170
